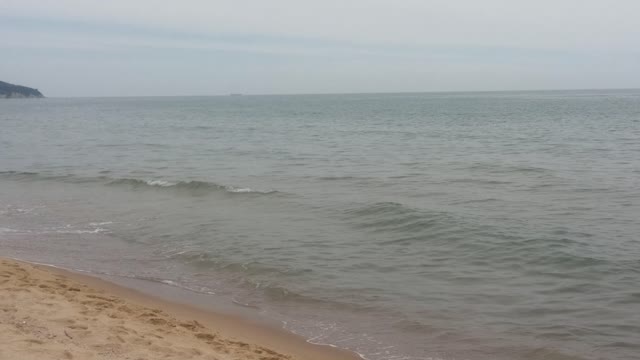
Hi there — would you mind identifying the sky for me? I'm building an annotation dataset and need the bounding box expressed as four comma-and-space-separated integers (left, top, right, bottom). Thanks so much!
1, 0, 639, 97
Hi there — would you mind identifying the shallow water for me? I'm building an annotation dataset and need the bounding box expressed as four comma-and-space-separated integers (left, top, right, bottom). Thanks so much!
1, 91, 639, 360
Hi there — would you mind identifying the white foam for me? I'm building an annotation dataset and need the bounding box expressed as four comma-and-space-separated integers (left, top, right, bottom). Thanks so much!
0, 206, 40, 216
157, 279, 216, 295
225, 186, 254, 193
89, 221, 113, 226
224, 186, 276, 194
5, 256, 67, 270
145, 179, 176, 187
55, 228, 109, 234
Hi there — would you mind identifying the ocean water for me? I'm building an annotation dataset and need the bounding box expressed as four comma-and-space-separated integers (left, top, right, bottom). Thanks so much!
1, 90, 639, 360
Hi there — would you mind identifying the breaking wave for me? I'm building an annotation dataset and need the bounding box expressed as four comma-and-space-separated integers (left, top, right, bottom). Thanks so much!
0, 171, 280, 196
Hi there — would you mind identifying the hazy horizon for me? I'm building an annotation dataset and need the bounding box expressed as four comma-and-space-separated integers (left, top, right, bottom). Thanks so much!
2, 0, 639, 97
8, 87, 640, 99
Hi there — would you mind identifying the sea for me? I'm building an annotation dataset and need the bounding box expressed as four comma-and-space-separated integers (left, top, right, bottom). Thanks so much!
1, 90, 639, 360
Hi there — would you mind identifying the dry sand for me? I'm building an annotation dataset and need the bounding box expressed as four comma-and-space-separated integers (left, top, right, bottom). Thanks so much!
0, 258, 359, 360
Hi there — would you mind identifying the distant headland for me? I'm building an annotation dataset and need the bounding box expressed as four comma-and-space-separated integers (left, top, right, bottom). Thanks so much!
0, 81, 44, 98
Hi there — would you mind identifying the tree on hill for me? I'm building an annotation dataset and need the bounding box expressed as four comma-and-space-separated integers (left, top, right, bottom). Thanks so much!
0, 81, 44, 98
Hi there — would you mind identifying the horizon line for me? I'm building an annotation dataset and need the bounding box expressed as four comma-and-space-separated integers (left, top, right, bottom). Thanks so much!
37, 87, 640, 99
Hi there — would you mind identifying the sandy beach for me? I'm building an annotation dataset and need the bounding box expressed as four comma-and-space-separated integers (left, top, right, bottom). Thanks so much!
0, 258, 359, 360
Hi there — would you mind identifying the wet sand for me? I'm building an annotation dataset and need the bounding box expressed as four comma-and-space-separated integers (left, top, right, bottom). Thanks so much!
0, 257, 359, 360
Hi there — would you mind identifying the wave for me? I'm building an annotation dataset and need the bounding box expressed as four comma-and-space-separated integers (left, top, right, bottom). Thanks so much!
446, 178, 512, 185
108, 178, 279, 195
317, 176, 362, 181
169, 251, 311, 279
54, 228, 110, 235
462, 163, 551, 174
342, 202, 469, 244
0, 225, 110, 235
0, 171, 280, 196
344, 202, 410, 217
161, 251, 374, 307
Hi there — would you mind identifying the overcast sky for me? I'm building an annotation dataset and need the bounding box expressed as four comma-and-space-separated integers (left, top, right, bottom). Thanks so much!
2, 0, 639, 97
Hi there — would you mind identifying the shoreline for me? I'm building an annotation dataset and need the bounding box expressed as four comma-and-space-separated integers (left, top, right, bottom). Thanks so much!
0, 257, 361, 360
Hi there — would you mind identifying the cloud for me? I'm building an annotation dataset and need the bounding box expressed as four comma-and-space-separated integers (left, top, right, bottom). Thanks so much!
2, 0, 639, 51
1, 0, 639, 96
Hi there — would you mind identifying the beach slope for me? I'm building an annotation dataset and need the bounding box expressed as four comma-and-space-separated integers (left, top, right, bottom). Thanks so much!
0, 258, 344, 360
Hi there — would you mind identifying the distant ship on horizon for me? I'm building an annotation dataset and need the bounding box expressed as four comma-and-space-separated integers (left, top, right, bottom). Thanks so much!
229, 93, 243, 96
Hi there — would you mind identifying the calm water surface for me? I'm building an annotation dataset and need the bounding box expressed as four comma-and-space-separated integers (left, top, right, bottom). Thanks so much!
1, 91, 639, 360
